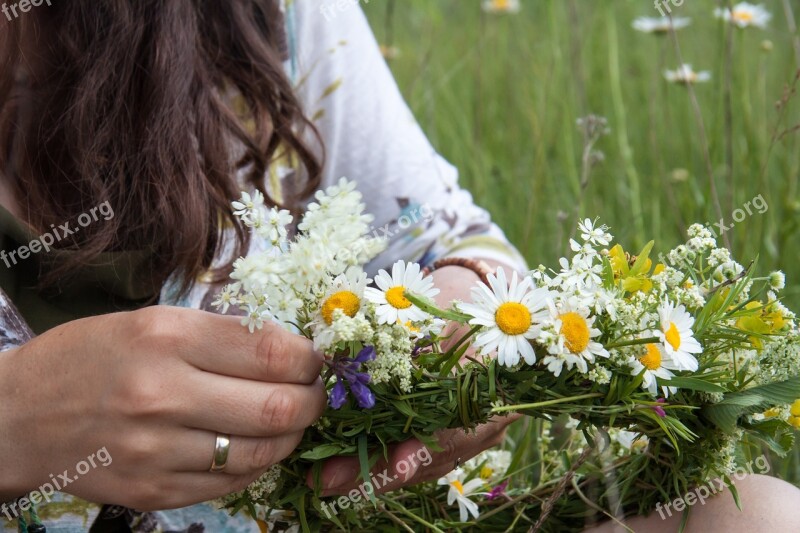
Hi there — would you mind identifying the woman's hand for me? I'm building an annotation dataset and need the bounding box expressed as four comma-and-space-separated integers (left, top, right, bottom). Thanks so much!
311, 262, 520, 496
0, 306, 327, 510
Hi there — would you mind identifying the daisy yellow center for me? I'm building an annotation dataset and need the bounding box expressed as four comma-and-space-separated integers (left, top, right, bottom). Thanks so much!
450, 480, 464, 495
639, 344, 662, 371
480, 466, 494, 480
732, 10, 753, 23
495, 302, 532, 335
664, 322, 681, 351
321, 291, 360, 325
386, 286, 412, 309
560, 312, 590, 353
398, 320, 420, 333
493, 0, 510, 8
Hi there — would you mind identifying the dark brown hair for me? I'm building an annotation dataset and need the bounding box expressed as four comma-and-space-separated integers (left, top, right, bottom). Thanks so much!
0, 0, 322, 295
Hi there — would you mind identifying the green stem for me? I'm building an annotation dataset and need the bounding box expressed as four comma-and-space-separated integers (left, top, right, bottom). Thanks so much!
491, 392, 604, 413
605, 336, 660, 349
379, 496, 447, 533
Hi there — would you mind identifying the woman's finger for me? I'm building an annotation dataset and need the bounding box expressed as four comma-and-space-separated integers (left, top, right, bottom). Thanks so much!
311, 414, 521, 496
165, 428, 305, 476
175, 371, 327, 437
132, 307, 324, 385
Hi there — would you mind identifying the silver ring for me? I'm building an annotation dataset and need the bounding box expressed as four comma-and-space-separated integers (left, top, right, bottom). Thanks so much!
209, 433, 231, 472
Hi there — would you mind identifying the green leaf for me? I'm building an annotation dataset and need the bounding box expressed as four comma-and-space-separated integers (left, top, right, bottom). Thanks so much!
629, 240, 654, 276
404, 290, 472, 322
703, 377, 800, 431
661, 376, 726, 393
299, 444, 351, 460
357, 435, 375, 505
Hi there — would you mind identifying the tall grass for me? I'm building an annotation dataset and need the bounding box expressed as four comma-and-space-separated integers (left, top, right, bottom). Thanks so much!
365, 0, 800, 309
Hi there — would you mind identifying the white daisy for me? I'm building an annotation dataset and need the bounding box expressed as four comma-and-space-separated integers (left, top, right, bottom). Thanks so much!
365, 261, 439, 325
458, 268, 551, 367
664, 64, 711, 85
630, 342, 680, 397
308, 268, 369, 349
482, 0, 520, 14
541, 299, 609, 377
714, 3, 771, 29
632, 16, 691, 34
655, 301, 701, 371
437, 468, 483, 523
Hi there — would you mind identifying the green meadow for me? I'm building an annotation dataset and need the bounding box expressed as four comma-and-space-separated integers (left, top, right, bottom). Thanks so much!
365, 0, 800, 307
366, 0, 800, 485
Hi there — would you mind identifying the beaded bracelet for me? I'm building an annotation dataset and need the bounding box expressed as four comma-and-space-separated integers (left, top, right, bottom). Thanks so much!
421, 257, 494, 286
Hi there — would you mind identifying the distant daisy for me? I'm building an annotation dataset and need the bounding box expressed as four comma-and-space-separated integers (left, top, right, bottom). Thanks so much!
656, 301, 701, 371
630, 343, 680, 397
482, 0, 520, 14
365, 261, 438, 325
714, 3, 771, 29
632, 16, 691, 34
664, 64, 711, 85
541, 300, 610, 377
458, 268, 551, 367
437, 468, 483, 522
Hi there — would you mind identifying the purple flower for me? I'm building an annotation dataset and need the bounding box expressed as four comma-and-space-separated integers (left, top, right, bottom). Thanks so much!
486, 480, 509, 501
329, 346, 376, 409
652, 398, 667, 418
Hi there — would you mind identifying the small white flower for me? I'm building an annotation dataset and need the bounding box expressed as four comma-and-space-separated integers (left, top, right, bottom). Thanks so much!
212, 282, 241, 314
365, 261, 439, 325
458, 268, 552, 367
258, 208, 293, 247
241, 303, 271, 333
231, 190, 265, 218
664, 64, 711, 85
437, 468, 483, 522
714, 3, 771, 29
769, 271, 786, 291
482, 0, 520, 14
578, 218, 612, 247
465, 450, 512, 483
615, 430, 649, 453
630, 342, 680, 397
632, 16, 691, 34
656, 301, 701, 371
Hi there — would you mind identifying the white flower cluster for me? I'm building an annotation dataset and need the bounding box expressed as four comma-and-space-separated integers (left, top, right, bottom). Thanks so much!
219, 179, 387, 331
215, 464, 282, 508
216, 179, 442, 392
